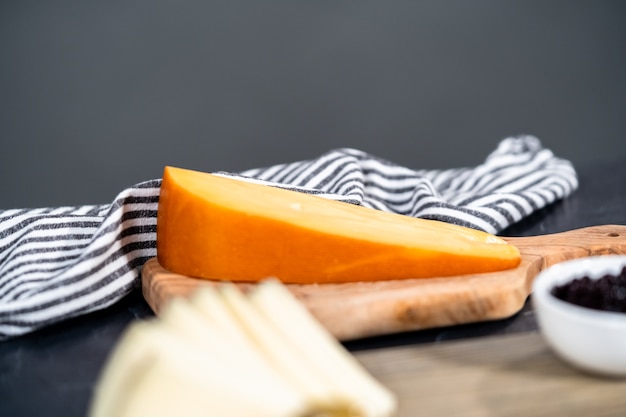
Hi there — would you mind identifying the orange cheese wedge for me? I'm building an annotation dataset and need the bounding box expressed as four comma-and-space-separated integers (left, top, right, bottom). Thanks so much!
156, 166, 521, 284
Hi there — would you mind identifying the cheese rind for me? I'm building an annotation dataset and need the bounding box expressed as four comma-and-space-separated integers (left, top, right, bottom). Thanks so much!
157, 166, 521, 283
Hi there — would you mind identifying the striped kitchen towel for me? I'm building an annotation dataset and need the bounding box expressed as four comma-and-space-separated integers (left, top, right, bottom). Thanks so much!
0, 135, 577, 340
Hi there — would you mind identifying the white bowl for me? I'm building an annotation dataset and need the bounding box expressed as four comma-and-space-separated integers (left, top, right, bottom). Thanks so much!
532, 255, 626, 377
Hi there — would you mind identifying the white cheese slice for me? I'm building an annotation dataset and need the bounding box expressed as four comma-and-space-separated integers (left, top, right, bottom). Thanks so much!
89, 280, 397, 417
89, 321, 304, 417
217, 282, 338, 409
249, 280, 398, 417
159, 295, 304, 406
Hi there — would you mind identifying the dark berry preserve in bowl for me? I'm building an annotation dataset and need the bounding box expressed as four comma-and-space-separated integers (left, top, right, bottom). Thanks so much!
551, 266, 626, 313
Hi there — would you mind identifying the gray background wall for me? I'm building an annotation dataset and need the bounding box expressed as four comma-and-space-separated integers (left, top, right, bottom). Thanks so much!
1, 1, 625, 209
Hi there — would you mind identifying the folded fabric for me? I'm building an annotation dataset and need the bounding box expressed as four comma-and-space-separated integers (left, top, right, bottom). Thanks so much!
0, 135, 577, 340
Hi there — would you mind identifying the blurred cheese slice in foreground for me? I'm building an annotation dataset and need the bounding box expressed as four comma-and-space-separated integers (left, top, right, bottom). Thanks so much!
157, 166, 520, 283
88, 321, 303, 417
248, 280, 397, 416
88, 280, 398, 417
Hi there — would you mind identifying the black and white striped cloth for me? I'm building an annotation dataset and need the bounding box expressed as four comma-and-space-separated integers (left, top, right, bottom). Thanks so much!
0, 135, 577, 340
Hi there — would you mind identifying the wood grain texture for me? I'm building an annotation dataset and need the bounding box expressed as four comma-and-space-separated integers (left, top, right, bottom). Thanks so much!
355, 331, 626, 417
141, 225, 626, 340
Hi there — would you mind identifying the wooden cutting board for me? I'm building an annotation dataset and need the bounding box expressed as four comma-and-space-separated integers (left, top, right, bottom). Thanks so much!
141, 225, 626, 341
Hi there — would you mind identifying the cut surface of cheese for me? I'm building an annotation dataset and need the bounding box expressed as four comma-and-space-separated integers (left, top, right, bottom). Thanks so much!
156, 166, 521, 283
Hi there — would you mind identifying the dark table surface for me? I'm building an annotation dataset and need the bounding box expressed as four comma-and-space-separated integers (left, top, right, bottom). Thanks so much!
1, 157, 625, 417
